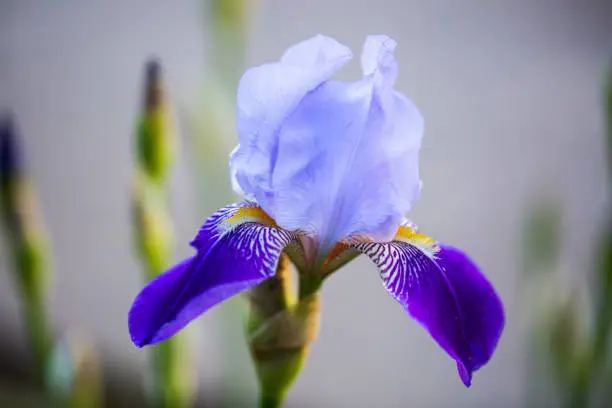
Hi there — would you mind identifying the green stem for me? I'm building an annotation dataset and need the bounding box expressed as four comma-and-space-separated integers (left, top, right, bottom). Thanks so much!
132, 59, 194, 407
135, 203, 193, 408
247, 257, 321, 408
567, 366, 590, 408
260, 392, 284, 408
151, 338, 192, 408
298, 273, 322, 301
10, 215, 52, 376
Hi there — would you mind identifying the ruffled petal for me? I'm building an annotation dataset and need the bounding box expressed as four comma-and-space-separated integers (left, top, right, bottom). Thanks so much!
230, 35, 353, 199
232, 35, 423, 251
353, 240, 504, 386
128, 204, 300, 347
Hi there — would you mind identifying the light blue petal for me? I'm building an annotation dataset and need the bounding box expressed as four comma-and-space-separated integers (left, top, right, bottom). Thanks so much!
361, 34, 398, 85
230, 35, 353, 199
232, 35, 423, 253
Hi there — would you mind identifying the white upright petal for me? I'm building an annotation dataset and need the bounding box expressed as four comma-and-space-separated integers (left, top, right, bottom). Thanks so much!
231, 35, 424, 253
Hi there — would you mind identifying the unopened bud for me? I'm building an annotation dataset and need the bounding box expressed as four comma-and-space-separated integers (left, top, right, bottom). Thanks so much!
136, 59, 175, 182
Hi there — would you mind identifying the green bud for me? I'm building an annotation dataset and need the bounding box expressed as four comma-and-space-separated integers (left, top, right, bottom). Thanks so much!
210, 0, 249, 30
209, 0, 250, 89
131, 64, 195, 405
136, 59, 175, 183
0, 115, 52, 373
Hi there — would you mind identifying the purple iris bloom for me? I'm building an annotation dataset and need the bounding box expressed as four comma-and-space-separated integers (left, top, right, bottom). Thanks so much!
128, 34, 504, 387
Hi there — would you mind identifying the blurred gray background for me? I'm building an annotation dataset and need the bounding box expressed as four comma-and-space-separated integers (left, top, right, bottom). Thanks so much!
1, 0, 611, 407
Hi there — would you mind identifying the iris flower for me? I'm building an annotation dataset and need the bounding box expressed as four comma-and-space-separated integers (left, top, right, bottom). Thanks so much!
128, 34, 504, 387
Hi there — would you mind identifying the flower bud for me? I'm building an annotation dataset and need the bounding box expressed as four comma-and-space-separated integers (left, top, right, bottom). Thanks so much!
0, 114, 52, 370
1, 113, 24, 228
136, 59, 175, 183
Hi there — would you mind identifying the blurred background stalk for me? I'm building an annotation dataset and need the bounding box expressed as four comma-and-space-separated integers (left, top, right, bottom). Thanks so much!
46, 331, 103, 408
1, 114, 103, 406
132, 59, 196, 408
188, 0, 254, 210
182, 1, 257, 405
0, 114, 52, 377
522, 62, 612, 408
208, 0, 249, 92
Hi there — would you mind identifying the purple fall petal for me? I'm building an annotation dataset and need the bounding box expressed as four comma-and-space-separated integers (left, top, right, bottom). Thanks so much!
128, 207, 298, 347
354, 241, 504, 386
436, 245, 505, 382
190, 202, 243, 250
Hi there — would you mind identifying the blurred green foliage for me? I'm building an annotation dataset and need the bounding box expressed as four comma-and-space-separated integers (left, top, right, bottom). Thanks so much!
523, 63, 612, 408
46, 332, 103, 408
605, 62, 612, 180
1, 115, 103, 406
521, 197, 563, 276
1, 116, 52, 373
208, 0, 249, 90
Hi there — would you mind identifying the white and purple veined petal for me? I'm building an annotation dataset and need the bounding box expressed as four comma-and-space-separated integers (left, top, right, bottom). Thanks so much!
230, 35, 424, 255
128, 203, 302, 347
352, 229, 505, 387
127, 33, 505, 390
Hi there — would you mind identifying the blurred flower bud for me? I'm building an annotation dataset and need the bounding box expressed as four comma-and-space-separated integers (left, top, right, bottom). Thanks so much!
211, 0, 249, 31
1, 113, 24, 228
0, 113, 52, 370
1, 113, 23, 186
136, 59, 176, 183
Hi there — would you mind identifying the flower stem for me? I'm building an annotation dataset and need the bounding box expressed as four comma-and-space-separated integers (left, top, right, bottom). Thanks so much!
298, 273, 322, 301
247, 256, 321, 408
132, 59, 194, 407
259, 392, 285, 408
1, 117, 53, 377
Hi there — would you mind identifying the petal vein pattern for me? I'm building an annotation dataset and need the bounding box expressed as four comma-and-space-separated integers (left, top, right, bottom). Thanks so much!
353, 240, 504, 386
129, 203, 300, 347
